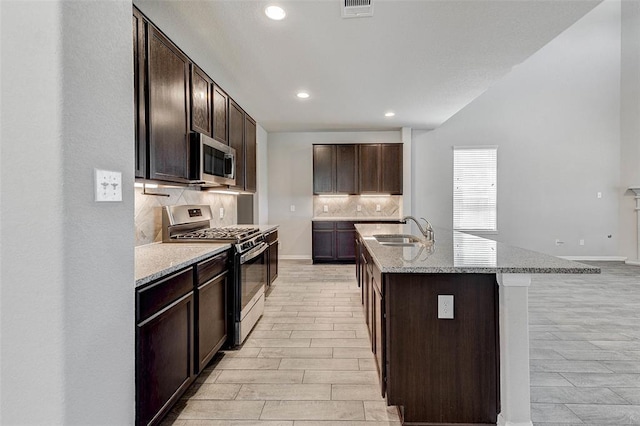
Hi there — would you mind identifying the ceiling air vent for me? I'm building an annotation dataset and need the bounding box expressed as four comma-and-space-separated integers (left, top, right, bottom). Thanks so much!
342, 0, 373, 18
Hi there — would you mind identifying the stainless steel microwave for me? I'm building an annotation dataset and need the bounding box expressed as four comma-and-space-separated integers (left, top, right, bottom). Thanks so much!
190, 132, 236, 186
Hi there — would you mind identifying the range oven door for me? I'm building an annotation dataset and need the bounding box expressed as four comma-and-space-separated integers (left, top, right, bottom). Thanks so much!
235, 241, 268, 345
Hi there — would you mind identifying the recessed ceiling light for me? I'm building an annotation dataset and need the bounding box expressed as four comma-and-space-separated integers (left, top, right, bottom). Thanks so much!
297, 91, 310, 99
385, 112, 395, 117
265, 5, 286, 20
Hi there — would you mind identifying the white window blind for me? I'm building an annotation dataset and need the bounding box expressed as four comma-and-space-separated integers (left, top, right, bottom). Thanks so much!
453, 147, 497, 231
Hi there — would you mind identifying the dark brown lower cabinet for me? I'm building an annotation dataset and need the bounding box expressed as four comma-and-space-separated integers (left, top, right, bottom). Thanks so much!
313, 220, 401, 264
312, 221, 336, 261
336, 223, 356, 261
196, 272, 227, 372
136, 268, 195, 426
358, 241, 500, 425
136, 250, 230, 426
385, 273, 499, 424
195, 252, 229, 373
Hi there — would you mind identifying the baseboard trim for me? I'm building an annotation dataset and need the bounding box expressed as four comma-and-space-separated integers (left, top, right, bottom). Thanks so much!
559, 256, 628, 262
279, 255, 312, 260
625, 259, 640, 266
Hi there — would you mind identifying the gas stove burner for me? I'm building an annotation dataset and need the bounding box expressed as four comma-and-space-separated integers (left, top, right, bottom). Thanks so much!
174, 226, 260, 242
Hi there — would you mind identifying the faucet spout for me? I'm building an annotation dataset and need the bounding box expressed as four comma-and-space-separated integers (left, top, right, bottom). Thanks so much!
401, 216, 435, 241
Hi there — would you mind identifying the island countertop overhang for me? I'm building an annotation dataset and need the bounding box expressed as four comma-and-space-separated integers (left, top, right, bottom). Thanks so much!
355, 223, 600, 275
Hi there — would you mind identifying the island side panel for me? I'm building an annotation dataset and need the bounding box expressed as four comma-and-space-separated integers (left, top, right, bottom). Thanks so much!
385, 273, 499, 425
496, 273, 533, 426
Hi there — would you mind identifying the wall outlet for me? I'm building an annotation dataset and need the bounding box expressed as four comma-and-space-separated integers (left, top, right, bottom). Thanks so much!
555, 239, 564, 246
357, 205, 362, 212
376, 204, 381, 212
219, 207, 224, 219
597, 192, 602, 199
290, 205, 296, 212
438, 295, 454, 319
323, 205, 329, 212
95, 169, 122, 202
579, 239, 585, 246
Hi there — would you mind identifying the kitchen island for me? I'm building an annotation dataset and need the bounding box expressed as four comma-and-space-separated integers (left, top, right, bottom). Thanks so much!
355, 223, 599, 426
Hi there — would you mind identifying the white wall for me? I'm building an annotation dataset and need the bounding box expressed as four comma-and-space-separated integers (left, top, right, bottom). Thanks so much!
1, 1, 135, 423
413, 0, 621, 258
620, 0, 640, 262
268, 131, 401, 258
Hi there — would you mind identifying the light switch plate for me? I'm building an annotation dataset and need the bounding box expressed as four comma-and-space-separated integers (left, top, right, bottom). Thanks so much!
95, 169, 122, 202
438, 295, 454, 319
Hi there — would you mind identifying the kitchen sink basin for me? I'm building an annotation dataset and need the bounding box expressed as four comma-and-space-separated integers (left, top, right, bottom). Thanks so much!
373, 234, 425, 247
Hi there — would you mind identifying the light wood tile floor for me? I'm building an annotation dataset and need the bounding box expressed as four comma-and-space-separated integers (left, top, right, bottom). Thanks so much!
529, 261, 640, 425
163, 260, 640, 425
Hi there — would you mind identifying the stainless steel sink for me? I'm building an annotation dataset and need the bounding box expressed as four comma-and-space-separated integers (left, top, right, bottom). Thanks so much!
373, 234, 425, 247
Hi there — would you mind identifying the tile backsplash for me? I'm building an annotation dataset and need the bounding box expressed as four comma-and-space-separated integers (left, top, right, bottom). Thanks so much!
313, 195, 402, 218
135, 187, 237, 246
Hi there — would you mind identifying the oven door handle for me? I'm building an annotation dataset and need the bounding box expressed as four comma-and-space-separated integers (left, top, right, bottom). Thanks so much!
240, 242, 268, 264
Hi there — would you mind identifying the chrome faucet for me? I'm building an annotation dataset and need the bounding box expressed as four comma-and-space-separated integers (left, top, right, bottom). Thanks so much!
401, 216, 435, 241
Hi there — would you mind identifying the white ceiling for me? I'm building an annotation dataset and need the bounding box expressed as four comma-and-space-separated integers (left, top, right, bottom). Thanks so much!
134, 0, 600, 133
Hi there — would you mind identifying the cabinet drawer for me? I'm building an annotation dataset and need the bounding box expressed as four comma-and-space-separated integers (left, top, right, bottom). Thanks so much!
312, 221, 335, 230
197, 251, 229, 285
336, 221, 355, 230
265, 230, 278, 244
137, 268, 194, 323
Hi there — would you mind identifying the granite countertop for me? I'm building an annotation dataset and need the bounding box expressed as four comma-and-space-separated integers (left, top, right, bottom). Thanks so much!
355, 223, 600, 275
135, 224, 278, 288
135, 243, 231, 288
312, 216, 401, 222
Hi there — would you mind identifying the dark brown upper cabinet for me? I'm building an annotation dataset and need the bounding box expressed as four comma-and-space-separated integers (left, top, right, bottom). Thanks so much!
358, 144, 381, 193
358, 144, 403, 194
190, 65, 213, 137
313, 145, 336, 194
336, 145, 358, 194
244, 115, 257, 193
314, 144, 400, 195
133, 7, 257, 188
381, 144, 403, 194
133, 9, 147, 179
228, 100, 257, 193
213, 85, 228, 145
147, 25, 191, 183
228, 99, 245, 191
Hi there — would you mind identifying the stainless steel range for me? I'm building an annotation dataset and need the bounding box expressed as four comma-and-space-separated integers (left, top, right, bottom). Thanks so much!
162, 205, 267, 346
